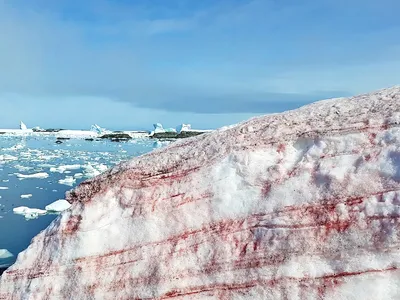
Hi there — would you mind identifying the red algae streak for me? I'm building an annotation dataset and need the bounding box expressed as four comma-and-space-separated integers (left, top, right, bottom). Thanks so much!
2, 87, 400, 299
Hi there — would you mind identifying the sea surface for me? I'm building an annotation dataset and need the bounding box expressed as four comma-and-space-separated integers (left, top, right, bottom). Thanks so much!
0, 136, 163, 269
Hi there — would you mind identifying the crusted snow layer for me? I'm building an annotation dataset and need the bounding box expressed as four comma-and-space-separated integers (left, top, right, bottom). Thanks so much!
2, 87, 400, 299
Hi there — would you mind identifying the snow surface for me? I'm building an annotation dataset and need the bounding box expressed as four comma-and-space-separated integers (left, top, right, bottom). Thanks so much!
2, 86, 400, 299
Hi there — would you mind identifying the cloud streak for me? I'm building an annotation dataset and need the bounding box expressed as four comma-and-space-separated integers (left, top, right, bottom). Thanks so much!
0, 0, 399, 123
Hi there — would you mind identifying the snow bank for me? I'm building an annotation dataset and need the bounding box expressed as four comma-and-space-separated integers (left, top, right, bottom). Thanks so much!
2, 86, 400, 299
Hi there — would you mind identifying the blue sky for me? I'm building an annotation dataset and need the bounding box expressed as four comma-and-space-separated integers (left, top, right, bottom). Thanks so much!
0, 0, 399, 130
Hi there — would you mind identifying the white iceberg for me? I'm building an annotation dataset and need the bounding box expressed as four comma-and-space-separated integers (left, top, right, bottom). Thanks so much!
45, 200, 71, 212
19, 121, 28, 130
90, 124, 108, 135
0, 249, 13, 259
175, 123, 191, 133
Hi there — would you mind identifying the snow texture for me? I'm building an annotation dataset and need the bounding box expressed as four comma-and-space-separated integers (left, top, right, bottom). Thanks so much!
2, 87, 400, 299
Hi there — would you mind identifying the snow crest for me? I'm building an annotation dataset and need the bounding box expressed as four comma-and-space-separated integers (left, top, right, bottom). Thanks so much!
1, 87, 400, 299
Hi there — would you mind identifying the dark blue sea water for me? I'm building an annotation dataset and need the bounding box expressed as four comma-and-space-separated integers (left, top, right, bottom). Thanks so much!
0, 136, 162, 269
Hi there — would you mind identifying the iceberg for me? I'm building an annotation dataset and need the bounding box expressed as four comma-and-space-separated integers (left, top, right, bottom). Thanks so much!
90, 124, 107, 135
0, 250, 13, 260
19, 121, 27, 130
2, 87, 400, 299
176, 123, 191, 133
45, 199, 72, 213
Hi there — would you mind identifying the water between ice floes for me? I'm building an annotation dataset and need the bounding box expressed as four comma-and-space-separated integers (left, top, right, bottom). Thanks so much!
0, 136, 164, 268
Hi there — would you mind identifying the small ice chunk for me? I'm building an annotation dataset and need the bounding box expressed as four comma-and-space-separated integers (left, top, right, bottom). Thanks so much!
0, 187, 8, 190
21, 194, 32, 199
74, 173, 83, 179
16, 172, 49, 179
58, 176, 76, 186
45, 200, 71, 212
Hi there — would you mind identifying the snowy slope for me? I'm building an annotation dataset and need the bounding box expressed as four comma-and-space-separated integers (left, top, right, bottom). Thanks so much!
1, 86, 400, 299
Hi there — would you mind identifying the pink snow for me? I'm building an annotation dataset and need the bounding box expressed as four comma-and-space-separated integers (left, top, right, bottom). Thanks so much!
1, 86, 400, 299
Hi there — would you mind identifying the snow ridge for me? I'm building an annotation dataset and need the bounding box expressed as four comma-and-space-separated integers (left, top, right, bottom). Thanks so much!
1, 86, 400, 299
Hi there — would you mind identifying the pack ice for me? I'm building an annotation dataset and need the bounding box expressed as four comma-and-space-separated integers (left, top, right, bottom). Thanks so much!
1, 87, 400, 299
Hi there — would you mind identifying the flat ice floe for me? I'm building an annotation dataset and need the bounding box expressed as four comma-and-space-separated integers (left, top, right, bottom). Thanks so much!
0, 155, 18, 161
20, 194, 32, 199
50, 164, 81, 173
58, 176, 76, 186
15, 172, 49, 179
0, 187, 8, 190
45, 200, 71, 212
13, 207, 47, 220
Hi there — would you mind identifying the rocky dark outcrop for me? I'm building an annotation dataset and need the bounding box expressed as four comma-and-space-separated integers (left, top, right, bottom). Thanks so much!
99, 133, 132, 142
151, 131, 205, 139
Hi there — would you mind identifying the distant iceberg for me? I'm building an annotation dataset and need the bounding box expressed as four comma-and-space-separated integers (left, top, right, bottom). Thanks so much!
90, 124, 108, 135
176, 123, 191, 133
19, 121, 27, 130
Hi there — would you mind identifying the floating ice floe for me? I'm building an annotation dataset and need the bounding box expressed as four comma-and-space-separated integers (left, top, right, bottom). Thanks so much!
15, 172, 49, 179
0, 155, 18, 161
20, 194, 32, 199
14, 165, 33, 172
58, 176, 76, 186
45, 200, 71, 212
81, 163, 108, 178
0, 187, 8, 190
13, 207, 47, 220
50, 164, 81, 173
